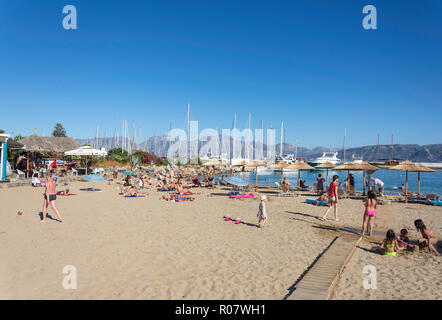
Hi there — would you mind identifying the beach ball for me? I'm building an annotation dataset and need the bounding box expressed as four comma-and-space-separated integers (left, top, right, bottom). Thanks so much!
17, 211, 22, 215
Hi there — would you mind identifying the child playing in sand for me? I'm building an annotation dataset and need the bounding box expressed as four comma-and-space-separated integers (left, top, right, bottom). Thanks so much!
257, 195, 268, 228
397, 228, 416, 250
380, 230, 402, 256
361, 190, 377, 236
414, 219, 439, 256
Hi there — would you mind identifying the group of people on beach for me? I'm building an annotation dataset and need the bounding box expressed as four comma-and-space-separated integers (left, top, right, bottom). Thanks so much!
379, 220, 439, 256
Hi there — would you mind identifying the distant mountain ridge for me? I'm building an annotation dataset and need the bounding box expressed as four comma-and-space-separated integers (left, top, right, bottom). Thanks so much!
75, 136, 442, 162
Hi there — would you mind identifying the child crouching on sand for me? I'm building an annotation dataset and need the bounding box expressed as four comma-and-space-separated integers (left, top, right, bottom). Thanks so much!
380, 230, 403, 256
257, 195, 268, 228
414, 219, 439, 256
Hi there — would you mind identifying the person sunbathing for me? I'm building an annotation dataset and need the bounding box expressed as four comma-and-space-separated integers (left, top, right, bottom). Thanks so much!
317, 191, 329, 203
124, 187, 146, 197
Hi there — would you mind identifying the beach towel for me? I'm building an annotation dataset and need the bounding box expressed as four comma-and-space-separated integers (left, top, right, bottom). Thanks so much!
57, 193, 78, 196
229, 194, 256, 199
124, 195, 146, 198
427, 200, 442, 206
79, 188, 102, 192
306, 198, 328, 206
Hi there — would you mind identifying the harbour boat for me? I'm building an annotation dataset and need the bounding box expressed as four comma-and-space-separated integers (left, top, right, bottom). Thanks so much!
308, 152, 341, 166
351, 154, 363, 164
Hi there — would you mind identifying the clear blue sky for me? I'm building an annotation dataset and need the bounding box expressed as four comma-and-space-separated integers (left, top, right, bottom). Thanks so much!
1, 0, 441, 148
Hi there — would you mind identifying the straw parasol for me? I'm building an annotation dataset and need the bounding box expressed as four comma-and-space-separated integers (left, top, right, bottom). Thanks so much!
202, 159, 225, 167
245, 160, 267, 187
415, 164, 436, 195
354, 161, 379, 194
390, 160, 420, 197
315, 161, 336, 187
286, 161, 315, 189
232, 160, 249, 180
272, 161, 290, 184
20, 136, 80, 152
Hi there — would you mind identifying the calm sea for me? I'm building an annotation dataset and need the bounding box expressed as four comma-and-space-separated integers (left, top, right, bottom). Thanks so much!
226, 168, 442, 195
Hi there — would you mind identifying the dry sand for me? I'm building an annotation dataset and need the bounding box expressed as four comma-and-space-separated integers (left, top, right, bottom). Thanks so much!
0, 181, 440, 299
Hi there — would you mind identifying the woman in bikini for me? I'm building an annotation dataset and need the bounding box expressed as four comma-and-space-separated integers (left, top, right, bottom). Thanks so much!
361, 190, 377, 236
414, 219, 439, 256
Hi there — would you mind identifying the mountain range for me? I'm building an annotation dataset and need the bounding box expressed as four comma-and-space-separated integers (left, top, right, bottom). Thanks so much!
76, 136, 442, 162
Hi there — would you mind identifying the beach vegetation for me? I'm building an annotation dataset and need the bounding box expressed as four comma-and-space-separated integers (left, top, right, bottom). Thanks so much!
52, 123, 67, 137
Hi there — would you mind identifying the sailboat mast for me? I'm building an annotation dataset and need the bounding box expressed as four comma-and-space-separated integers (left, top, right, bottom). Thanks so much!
343, 128, 347, 162
377, 134, 380, 162
187, 104, 190, 163
391, 134, 394, 160
280, 121, 283, 156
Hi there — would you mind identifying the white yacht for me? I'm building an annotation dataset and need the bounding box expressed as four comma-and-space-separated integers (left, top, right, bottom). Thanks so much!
351, 154, 363, 164
308, 152, 341, 166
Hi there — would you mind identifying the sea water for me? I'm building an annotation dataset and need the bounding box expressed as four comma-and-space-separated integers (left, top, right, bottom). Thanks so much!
227, 169, 442, 196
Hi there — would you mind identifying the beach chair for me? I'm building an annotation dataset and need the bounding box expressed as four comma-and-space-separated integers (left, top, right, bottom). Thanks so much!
278, 184, 296, 197
16, 169, 25, 179
71, 168, 78, 176
32, 170, 40, 179
337, 188, 347, 199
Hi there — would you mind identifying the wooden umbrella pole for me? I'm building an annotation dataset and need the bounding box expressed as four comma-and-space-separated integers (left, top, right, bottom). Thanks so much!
405, 171, 409, 202
326, 168, 329, 187
363, 171, 366, 195
418, 172, 421, 195
298, 169, 300, 191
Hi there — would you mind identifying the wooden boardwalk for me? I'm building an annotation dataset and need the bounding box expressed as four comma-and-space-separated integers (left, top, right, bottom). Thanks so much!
287, 233, 361, 300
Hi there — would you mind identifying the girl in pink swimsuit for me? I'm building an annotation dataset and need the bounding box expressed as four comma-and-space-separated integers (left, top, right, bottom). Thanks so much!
361, 190, 377, 236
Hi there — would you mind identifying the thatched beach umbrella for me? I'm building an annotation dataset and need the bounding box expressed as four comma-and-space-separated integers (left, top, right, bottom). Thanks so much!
287, 161, 315, 189
232, 160, 249, 180
315, 161, 336, 187
355, 161, 379, 194
245, 160, 267, 187
415, 164, 436, 195
202, 159, 225, 167
272, 161, 290, 184
390, 160, 420, 197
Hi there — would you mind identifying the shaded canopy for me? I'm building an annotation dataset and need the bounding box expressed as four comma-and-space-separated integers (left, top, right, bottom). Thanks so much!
232, 160, 249, 167
286, 161, 315, 171
415, 163, 436, 173
390, 160, 420, 172
7, 139, 25, 150
245, 160, 267, 168
315, 161, 336, 169
202, 159, 225, 167
272, 161, 290, 169
355, 161, 379, 171
333, 162, 361, 171
65, 146, 107, 156
19, 136, 80, 153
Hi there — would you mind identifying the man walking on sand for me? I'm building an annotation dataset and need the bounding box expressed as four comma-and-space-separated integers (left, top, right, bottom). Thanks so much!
42, 172, 63, 223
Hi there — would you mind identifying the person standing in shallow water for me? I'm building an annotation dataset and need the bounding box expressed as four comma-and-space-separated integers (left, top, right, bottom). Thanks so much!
42, 173, 63, 223
321, 175, 339, 221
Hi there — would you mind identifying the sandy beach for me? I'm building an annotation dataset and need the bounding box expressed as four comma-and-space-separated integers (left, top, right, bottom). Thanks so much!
0, 181, 440, 299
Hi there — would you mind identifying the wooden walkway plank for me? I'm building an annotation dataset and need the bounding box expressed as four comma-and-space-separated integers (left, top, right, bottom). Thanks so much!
287, 233, 361, 300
